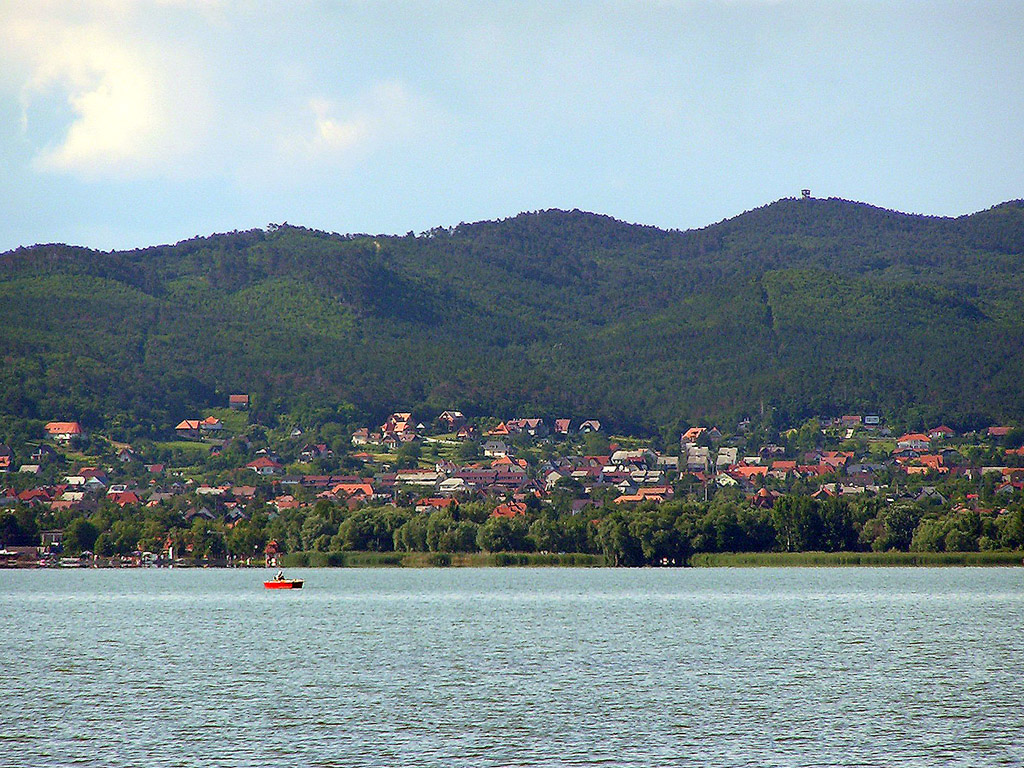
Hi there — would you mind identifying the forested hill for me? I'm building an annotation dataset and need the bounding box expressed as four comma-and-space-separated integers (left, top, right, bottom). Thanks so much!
2, 196, 1024, 440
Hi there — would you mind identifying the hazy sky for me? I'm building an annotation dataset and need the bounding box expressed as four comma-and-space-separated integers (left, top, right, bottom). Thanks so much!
1, 0, 1022, 251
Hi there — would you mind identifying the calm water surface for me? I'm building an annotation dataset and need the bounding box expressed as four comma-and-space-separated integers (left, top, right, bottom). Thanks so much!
1, 567, 1022, 767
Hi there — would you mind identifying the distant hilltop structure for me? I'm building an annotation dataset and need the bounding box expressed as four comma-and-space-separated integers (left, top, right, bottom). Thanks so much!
801, 189, 811, 199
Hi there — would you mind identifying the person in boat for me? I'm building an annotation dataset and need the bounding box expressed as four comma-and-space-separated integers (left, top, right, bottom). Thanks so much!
275, 570, 284, 581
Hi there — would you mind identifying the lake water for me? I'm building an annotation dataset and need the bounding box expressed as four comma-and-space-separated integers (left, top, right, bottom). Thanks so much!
1, 567, 1022, 767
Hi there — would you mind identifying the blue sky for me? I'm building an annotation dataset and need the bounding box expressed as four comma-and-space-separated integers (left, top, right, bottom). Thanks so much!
1, 0, 1022, 252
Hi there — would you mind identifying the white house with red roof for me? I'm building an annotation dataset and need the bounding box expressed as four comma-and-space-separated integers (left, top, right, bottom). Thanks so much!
896, 433, 931, 451
45, 421, 84, 442
246, 456, 283, 475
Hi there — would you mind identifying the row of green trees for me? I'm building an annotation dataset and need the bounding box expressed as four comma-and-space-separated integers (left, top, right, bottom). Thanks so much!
4, 492, 1023, 565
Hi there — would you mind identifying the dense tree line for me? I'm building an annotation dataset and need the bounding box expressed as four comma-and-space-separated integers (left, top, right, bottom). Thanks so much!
4, 493, 1022, 566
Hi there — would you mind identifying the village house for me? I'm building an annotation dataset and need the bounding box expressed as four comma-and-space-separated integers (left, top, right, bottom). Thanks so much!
896, 433, 931, 452
175, 419, 202, 439
656, 455, 680, 471
380, 412, 418, 441
454, 467, 499, 489
491, 500, 528, 518
415, 497, 458, 513
506, 418, 549, 438
716, 447, 738, 469
715, 472, 739, 487
109, 490, 141, 507
246, 456, 283, 475
319, 481, 376, 504
438, 411, 466, 431
610, 449, 653, 468
437, 477, 468, 496
31, 445, 56, 463
200, 416, 223, 432
45, 421, 84, 443
747, 487, 777, 507
394, 468, 442, 487
485, 421, 511, 437
769, 460, 797, 480
456, 425, 479, 441
299, 443, 333, 462
229, 394, 249, 409
482, 440, 511, 458
685, 445, 711, 472
681, 427, 706, 445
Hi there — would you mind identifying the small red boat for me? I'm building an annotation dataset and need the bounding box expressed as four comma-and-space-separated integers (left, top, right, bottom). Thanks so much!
264, 574, 303, 589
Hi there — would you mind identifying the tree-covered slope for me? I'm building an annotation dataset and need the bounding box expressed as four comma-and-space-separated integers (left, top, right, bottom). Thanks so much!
1, 197, 1023, 437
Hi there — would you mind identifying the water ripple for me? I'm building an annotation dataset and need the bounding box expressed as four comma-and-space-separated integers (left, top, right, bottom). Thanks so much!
1, 567, 1022, 767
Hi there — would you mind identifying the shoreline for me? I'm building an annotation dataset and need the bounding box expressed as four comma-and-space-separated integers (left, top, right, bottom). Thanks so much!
6, 550, 1023, 569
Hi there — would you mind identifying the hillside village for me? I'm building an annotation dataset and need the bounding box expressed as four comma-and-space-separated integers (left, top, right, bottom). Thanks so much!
2, 397, 1024, 567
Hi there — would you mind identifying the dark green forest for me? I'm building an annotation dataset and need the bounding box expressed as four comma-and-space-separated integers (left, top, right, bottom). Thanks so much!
2, 196, 1023, 439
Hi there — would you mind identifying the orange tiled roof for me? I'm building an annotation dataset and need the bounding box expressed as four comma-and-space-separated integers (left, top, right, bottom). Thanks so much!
45, 421, 83, 435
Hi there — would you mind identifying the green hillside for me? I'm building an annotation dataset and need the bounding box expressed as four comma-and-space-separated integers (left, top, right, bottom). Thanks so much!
1, 197, 1023, 438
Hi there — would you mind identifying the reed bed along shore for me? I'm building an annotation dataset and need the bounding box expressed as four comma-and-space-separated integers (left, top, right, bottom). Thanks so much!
688, 551, 1024, 567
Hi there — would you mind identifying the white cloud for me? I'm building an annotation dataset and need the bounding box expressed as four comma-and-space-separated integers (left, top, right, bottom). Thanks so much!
0, 2, 212, 179
283, 81, 449, 169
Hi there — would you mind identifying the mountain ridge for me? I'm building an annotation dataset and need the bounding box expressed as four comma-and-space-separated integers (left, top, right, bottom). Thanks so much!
1, 196, 1023, 440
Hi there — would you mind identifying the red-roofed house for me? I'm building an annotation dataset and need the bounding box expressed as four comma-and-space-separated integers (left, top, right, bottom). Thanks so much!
229, 394, 249, 410
175, 419, 202, 438
438, 411, 466, 431
729, 465, 769, 481
485, 422, 511, 437
820, 451, 853, 469
750, 487, 781, 509
109, 491, 141, 507
246, 456, 283, 475
491, 501, 528, 518
45, 421, 84, 442
769, 460, 797, 479
18, 488, 52, 503
321, 482, 375, 502
681, 427, 706, 444
896, 433, 931, 451
917, 454, 947, 472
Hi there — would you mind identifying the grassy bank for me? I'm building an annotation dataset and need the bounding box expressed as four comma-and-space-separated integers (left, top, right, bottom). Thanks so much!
279, 551, 607, 568
688, 551, 1024, 567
